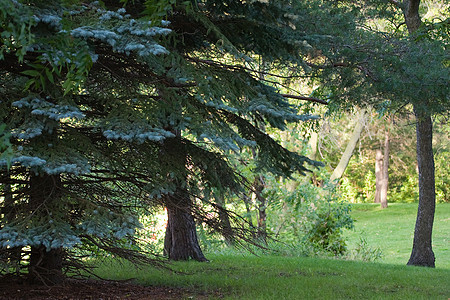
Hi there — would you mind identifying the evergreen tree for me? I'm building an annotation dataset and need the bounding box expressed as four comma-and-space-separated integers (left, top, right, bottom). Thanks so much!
1, 0, 352, 283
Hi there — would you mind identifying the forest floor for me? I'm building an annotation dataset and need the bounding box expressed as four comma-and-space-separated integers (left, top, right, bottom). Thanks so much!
0, 277, 218, 299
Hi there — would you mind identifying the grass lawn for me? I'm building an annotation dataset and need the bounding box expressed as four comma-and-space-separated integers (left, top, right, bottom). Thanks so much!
343, 203, 450, 269
95, 255, 450, 299
92, 203, 450, 299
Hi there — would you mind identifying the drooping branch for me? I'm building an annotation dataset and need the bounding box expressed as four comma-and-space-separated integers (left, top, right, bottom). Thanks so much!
186, 56, 305, 80
280, 94, 328, 105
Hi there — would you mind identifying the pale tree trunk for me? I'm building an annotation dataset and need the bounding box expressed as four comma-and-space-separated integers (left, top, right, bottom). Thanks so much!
253, 175, 267, 243
401, 0, 436, 267
330, 110, 366, 183
374, 149, 383, 203
309, 131, 319, 161
380, 130, 389, 209
28, 173, 64, 285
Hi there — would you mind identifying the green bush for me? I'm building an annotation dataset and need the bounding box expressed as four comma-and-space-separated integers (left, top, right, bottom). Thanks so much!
266, 179, 354, 256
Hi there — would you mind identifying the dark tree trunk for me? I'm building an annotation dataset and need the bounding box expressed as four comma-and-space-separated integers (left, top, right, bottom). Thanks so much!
380, 130, 389, 209
407, 111, 436, 267
161, 135, 207, 262
2, 180, 21, 275
28, 173, 64, 284
374, 149, 383, 203
401, 0, 436, 268
163, 188, 208, 261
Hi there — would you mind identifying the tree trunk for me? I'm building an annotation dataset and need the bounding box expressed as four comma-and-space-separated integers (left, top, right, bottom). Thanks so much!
253, 175, 267, 243
380, 130, 389, 209
374, 149, 383, 203
161, 135, 207, 262
407, 110, 436, 267
163, 188, 208, 261
28, 173, 64, 285
401, 0, 436, 267
2, 180, 21, 275
330, 110, 366, 183
242, 193, 254, 230
216, 195, 234, 246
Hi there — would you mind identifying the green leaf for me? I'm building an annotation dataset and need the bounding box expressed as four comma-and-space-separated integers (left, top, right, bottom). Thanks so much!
45, 68, 54, 84
21, 70, 41, 77
23, 79, 34, 90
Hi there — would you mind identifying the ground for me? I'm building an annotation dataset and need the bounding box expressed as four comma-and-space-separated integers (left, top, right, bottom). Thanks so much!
0, 277, 220, 300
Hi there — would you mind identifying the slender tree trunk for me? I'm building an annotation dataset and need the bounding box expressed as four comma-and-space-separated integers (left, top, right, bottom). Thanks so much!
242, 193, 254, 229
330, 110, 366, 183
2, 179, 21, 275
253, 60, 267, 241
253, 175, 267, 243
380, 130, 390, 209
162, 135, 207, 261
407, 110, 435, 267
401, 0, 436, 267
216, 195, 234, 246
374, 149, 383, 203
28, 173, 64, 285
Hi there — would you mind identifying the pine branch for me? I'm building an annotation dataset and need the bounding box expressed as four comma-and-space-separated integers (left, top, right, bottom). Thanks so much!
281, 94, 328, 105
187, 56, 303, 80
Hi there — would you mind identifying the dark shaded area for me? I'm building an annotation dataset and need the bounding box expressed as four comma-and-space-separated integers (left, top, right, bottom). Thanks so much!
0, 277, 221, 299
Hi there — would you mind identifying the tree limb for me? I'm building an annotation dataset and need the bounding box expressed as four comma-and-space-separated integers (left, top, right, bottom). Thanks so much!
280, 94, 328, 105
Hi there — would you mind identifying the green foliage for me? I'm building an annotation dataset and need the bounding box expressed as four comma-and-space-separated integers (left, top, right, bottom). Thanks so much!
317, 111, 448, 203
0, 1, 35, 62
266, 178, 354, 256
347, 236, 382, 262
0, 124, 12, 168
2, 0, 343, 280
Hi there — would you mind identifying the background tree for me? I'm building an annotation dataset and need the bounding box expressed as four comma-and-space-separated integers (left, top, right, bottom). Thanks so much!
307, 0, 448, 267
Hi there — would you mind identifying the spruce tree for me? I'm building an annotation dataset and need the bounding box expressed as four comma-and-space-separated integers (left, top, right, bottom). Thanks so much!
1, 0, 353, 282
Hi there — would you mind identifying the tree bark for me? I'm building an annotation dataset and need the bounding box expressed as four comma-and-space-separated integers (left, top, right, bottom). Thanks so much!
330, 110, 366, 183
161, 135, 207, 262
28, 173, 64, 285
401, 0, 436, 267
374, 149, 383, 203
163, 188, 208, 261
380, 130, 390, 209
407, 110, 436, 267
